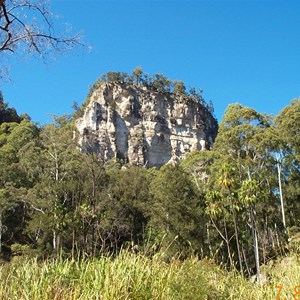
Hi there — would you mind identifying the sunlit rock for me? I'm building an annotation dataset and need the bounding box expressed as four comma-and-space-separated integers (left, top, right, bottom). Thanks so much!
76, 83, 218, 168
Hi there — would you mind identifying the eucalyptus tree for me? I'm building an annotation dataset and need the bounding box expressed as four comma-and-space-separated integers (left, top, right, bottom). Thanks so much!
181, 150, 231, 263
218, 163, 244, 273
75, 151, 108, 257
205, 189, 235, 269
23, 118, 85, 256
132, 66, 143, 85
149, 164, 204, 258
0, 119, 39, 255
249, 99, 300, 242
96, 165, 149, 254
212, 103, 274, 278
150, 73, 172, 93
0, 93, 21, 123
173, 81, 186, 95
275, 98, 300, 230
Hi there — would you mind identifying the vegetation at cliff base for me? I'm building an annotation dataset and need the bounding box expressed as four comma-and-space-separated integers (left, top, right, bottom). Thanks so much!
1, 0, 299, 297
0, 81, 300, 298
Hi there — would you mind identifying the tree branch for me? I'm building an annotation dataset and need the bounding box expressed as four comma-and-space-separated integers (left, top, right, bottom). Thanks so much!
0, 0, 84, 63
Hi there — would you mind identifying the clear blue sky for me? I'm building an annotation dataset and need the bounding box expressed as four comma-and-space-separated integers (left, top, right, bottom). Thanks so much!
1, 0, 300, 124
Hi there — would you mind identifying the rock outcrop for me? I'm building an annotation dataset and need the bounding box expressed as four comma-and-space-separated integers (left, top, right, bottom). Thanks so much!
75, 83, 218, 168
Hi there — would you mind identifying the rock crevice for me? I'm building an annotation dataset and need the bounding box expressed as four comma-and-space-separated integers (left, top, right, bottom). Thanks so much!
76, 83, 218, 168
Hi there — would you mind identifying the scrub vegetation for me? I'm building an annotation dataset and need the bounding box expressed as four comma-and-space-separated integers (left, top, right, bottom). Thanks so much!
1, 73, 300, 298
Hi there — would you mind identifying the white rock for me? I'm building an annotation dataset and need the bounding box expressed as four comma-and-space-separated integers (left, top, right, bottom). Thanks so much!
76, 83, 218, 168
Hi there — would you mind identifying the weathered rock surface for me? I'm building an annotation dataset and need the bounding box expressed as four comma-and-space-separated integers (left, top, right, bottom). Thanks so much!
75, 83, 218, 168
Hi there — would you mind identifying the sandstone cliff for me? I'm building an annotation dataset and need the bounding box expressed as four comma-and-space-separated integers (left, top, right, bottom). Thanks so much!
75, 83, 218, 168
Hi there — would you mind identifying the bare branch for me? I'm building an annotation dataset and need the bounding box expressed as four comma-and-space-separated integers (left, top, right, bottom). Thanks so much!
20, 199, 46, 214
0, 0, 84, 76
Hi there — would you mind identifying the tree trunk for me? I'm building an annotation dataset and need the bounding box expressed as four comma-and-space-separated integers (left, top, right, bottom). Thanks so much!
223, 218, 234, 270
232, 207, 243, 274
72, 229, 75, 259
242, 246, 251, 276
277, 163, 287, 238
250, 207, 261, 281
53, 230, 56, 253
90, 176, 96, 257
206, 222, 213, 257
246, 170, 261, 280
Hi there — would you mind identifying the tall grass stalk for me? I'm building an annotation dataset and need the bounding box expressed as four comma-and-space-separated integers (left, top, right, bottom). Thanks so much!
0, 252, 299, 299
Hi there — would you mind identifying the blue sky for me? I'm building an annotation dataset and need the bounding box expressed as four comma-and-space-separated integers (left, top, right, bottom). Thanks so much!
1, 0, 300, 124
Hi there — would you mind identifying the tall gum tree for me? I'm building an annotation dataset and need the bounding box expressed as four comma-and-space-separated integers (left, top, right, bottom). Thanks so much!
0, 119, 39, 255
212, 103, 273, 279
275, 98, 300, 237
24, 118, 84, 255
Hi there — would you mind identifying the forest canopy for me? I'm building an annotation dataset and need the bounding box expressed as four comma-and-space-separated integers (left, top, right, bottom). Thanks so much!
1, 88, 299, 281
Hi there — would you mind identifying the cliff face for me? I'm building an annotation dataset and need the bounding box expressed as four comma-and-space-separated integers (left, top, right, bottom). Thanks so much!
75, 83, 218, 168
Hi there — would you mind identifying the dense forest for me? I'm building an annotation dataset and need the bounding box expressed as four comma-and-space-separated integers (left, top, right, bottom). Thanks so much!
2, 1, 299, 298
1, 72, 299, 288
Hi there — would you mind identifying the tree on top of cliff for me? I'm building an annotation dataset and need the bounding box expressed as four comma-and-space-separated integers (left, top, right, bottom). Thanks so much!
132, 66, 143, 85
173, 81, 186, 95
150, 73, 172, 92
74, 69, 215, 120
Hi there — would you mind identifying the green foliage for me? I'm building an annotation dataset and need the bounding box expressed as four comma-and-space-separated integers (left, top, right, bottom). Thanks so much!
0, 251, 222, 300
0, 119, 40, 257
0, 92, 22, 124
205, 190, 224, 218
72, 69, 214, 120
96, 166, 150, 251
173, 80, 186, 95
1, 252, 300, 299
149, 164, 205, 259
1, 79, 299, 291
238, 179, 259, 206
132, 66, 143, 85
276, 98, 300, 155
151, 73, 172, 92
287, 226, 300, 253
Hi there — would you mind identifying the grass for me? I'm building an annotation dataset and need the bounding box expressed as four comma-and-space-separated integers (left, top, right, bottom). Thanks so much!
0, 251, 299, 299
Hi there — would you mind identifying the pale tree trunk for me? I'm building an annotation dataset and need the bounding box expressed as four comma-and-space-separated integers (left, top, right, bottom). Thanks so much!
206, 222, 213, 257
250, 207, 261, 281
242, 246, 251, 276
223, 218, 234, 270
247, 170, 261, 281
274, 223, 281, 248
50, 145, 60, 255
53, 230, 56, 253
211, 217, 234, 269
232, 207, 243, 274
72, 229, 75, 260
277, 162, 287, 238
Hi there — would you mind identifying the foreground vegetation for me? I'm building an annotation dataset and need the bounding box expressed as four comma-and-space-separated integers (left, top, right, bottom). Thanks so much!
1, 251, 299, 299
1, 72, 300, 298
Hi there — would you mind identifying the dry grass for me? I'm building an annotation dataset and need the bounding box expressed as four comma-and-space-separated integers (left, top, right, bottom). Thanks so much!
0, 251, 299, 299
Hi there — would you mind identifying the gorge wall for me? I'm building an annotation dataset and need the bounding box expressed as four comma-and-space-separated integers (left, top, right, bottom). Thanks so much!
75, 83, 218, 168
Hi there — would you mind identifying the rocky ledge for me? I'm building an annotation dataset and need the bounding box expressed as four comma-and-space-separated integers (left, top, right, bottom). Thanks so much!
75, 82, 218, 168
